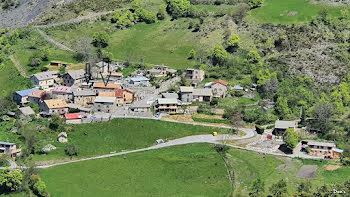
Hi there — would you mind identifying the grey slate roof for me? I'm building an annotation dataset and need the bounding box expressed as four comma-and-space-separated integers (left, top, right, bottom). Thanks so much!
193, 88, 212, 96
161, 93, 179, 99
274, 120, 296, 129
67, 69, 85, 80
180, 86, 193, 92
157, 98, 180, 105
94, 96, 116, 103
73, 90, 96, 96
32, 71, 58, 81
307, 140, 335, 147
19, 106, 35, 116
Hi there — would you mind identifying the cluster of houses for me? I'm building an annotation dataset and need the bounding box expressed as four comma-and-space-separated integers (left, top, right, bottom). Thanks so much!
12, 62, 151, 120
273, 120, 343, 158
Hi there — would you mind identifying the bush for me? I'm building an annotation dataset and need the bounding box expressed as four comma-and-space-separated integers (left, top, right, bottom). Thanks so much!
214, 144, 228, 153
255, 125, 264, 134
166, 0, 194, 18
65, 143, 78, 156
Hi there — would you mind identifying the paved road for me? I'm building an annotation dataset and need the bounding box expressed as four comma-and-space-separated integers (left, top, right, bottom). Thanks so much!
36, 132, 255, 169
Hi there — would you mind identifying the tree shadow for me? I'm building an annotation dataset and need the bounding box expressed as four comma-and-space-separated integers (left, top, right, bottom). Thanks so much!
278, 144, 293, 155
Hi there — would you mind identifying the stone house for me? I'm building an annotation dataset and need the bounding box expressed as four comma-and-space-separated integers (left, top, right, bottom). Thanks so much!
52, 85, 72, 102
13, 88, 39, 105
30, 71, 58, 89
146, 65, 177, 77
155, 98, 181, 114
72, 90, 96, 107
28, 90, 46, 104
19, 106, 35, 116
62, 69, 86, 87
303, 140, 343, 158
184, 68, 205, 83
179, 86, 194, 104
93, 97, 117, 113
273, 120, 297, 136
123, 88, 134, 104
64, 113, 82, 124
40, 99, 69, 116
129, 101, 151, 113
129, 77, 150, 86
108, 72, 123, 81
0, 142, 21, 157
193, 88, 212, 102
93, 82, 121, 95
211, 80, 228, 98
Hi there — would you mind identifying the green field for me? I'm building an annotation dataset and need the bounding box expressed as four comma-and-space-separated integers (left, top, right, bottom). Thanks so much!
12, 30, 79, 75
248, 0, 346, 24
40, 144, 231, 197
228, 148, 350, 195
0, 60, 32, 97
44, 18, 201, 69
33, 118, 230, 162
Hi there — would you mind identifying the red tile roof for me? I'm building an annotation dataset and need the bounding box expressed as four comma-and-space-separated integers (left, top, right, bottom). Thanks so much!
93, 82, 120, 89
213, 80, 228, 86
29, 90, 46, 98
115, 89, 124, 98
64, 113, 82, 120
53, 85, 72, 93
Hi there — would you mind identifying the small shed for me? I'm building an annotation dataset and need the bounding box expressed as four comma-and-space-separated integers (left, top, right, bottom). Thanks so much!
64, 113, 82, 124
57, 132, 68, 143
19, 106, 35, 116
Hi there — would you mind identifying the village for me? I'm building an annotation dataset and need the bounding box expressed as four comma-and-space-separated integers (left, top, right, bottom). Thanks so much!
1, 61, 342, 161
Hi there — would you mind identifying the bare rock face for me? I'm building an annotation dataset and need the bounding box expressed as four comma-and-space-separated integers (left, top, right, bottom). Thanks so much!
0, 0, 67, 28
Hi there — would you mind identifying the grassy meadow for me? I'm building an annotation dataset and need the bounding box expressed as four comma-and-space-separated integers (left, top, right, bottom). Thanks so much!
32, 118, 230, 162
0, 60, 32, 97
228, 148, 350, 196
44, 18, 202, 69
40, 144, 231, 197
248, 0, 346, 24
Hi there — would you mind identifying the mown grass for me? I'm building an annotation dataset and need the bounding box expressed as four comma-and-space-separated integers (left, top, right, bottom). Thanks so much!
228, 148, 350, 196
32, 118, 231, 162
40, 144, 231, 197
248, 0, 346, 24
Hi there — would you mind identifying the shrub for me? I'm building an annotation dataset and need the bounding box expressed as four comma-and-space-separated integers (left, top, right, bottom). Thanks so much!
165, 0, 194, 18
65, 143, 78, 156
255, 125, 264, 134
214, 144, 228, 153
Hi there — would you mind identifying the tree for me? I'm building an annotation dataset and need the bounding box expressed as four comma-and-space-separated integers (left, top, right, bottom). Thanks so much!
157, 5, 167, 20
246, 50, 261, 64
59, 65, 66, 76
211, 45, 229, 65
92, 32, 110, 48
29, 57, 41, 67
275, 96, 291, 119
269, 179, 288, 197
248, 0, 263, 9
226, 34, 240, 52
224, 105, 244, 130
76, 37, 94, 62
0, 168, 23, 192
249, 178, 265, 197
230, 3, 250, 24
312, 102, 334, 133
188, 49, 196, 59
41, 47, 50, 61
65, 143, 78, 156
165, 0, 193, 18
283, 128, 299, 150
33, 180, 48, 197
49, 114, 64, 131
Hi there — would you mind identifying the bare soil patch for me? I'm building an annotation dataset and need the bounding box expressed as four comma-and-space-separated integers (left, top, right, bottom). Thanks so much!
297, 165, 318, 179
288, 11, 298, 16
324, 165, 341, 171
